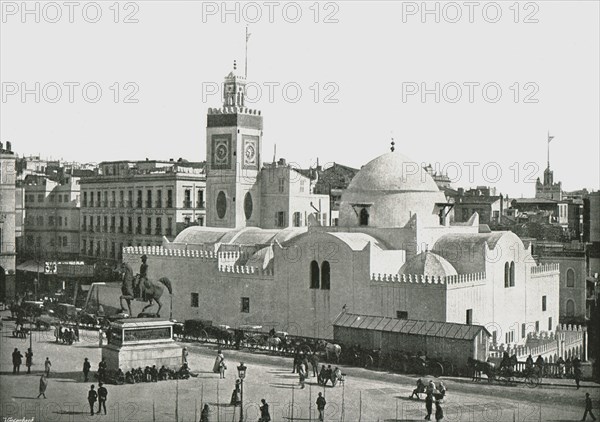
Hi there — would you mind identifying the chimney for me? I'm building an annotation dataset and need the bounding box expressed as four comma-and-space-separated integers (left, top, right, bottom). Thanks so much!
6, 141, 11, 151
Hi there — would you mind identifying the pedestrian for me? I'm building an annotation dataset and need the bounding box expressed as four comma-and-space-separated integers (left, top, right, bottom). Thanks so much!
98, 358, 107, 383
98, 328, 104, 347
25, 348, 33, 374
97, 382, 108, 415
310, 353, 319, 377
259, 399, 271, 422
200, 404, 210, 422
74, 324, 80, 342
574, 357, 582, 389
582, 392, 597, 421
83, 358, 91, 382
88, 384, 97, 416
44, 357, 52, 377
316, 392, 326, 421
425, 392, 433, 420
292, 352, 300, 373
182, 347, 189, 366
299, 362, 306, 389
556, 356, 565, 378
435, 400, 444, 421
230, 379, 241, 406
37, 374, 48, 398
12, 348, 23, 374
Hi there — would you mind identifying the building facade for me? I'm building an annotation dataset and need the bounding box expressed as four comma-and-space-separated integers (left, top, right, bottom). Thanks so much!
0, 142, 17, 300
122, 151, 567, 357
21, 175, 82, 262
79, 161, 206, 262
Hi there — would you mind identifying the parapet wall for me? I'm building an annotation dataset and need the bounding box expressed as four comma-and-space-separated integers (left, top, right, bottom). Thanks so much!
208, 106, 261, 116
370, 272, 486, 287
530, 263, 560, 275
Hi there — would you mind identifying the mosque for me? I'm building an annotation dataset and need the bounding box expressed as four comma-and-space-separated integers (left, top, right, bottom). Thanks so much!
122, 65, 581, 357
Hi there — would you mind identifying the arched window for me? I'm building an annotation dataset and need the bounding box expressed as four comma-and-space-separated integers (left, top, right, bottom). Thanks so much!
566, 268, 575, 287
310, 261, 320, 289
509, 261, 515, 287
359, 208, 369, 226
566, 299, 575, 317
504, 262, 510, 288
321, 261, 331, 290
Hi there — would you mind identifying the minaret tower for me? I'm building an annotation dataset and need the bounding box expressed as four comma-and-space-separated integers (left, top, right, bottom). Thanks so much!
205, 61, 263, 228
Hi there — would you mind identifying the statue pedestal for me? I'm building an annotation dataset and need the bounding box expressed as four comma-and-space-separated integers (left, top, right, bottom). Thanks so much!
102, 318, 182, 371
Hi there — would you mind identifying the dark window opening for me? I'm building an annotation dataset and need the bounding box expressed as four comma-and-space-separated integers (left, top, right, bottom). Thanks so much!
241, 297, 250, 313
466, 309, 473, 325
310, 261, 320, 289
191, 293, 199, 308
359, 208, 369, 226
321, 261, 331, 290
396, 311, 408, 319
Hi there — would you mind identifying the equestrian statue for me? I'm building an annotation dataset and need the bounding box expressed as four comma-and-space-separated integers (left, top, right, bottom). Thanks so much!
119, 255, 173, 318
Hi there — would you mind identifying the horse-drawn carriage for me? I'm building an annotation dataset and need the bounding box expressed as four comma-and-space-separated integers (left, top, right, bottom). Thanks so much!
467, 357, 542, 388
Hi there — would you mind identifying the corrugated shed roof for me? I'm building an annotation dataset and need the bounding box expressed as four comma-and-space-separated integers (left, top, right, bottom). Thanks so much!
333, 313, 489, 340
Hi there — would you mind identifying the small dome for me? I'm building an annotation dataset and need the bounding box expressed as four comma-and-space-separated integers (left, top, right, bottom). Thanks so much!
347, 152, 440, 193
399, 251, 457, 277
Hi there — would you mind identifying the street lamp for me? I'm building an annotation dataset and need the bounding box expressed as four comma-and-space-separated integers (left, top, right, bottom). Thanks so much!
237, 362, 247, 422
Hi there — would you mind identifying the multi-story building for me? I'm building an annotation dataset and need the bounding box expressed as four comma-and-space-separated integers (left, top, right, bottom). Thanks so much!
21, 174, 82, 261
79, 160, 206, 262
451, 186, 506, 226
0, 142, 17, 300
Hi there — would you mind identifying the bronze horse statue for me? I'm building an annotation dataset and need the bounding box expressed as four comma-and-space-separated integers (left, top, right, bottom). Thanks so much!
118, 262, 173, 318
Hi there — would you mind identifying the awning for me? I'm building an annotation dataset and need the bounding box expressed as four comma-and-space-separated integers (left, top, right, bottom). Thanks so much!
16, 260, 42, 273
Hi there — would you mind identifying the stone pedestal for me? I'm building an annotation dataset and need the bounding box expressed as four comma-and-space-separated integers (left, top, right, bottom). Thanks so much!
102, 318, 182, 371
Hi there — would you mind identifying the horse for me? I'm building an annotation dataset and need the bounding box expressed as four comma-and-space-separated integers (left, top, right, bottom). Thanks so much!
467, 357, 495, 382
317, 341, 342, 363
118, 262, 173, 318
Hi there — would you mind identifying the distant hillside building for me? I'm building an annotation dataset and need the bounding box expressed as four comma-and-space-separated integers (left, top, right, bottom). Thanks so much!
451, 186, 506, 226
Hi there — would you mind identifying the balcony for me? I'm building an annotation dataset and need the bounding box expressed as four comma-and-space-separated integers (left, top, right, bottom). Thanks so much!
183, 200, 192, 209
135, 227, 142, 234
155, 228, 162, 235
166, 201, 173, 208
146, 201, 153, 209
145, 227, 152, 235
165, 228, 173, 236
197, 201, 206, 209
155, 200, 162, 208
136, 201, 143, 208
127, 227, 133, 234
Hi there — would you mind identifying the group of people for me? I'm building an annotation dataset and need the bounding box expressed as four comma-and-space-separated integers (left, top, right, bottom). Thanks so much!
524, 353, 583, 388
55, 325, 79, 344
317, 364, 344, 387
12, 348, 50, 377
409, 379, 447, 421
87, 383, 109, 416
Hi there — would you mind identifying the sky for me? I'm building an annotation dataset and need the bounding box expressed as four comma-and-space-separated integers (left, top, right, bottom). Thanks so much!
1, 1, 599, 197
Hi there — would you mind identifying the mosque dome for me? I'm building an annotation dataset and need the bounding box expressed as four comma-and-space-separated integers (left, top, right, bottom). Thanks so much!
399, 251, 457, 277
338, 152, 447, 228
347, 152, 440, 193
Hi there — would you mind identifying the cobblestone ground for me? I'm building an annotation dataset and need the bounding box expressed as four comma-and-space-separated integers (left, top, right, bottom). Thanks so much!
1, 317, 598, 422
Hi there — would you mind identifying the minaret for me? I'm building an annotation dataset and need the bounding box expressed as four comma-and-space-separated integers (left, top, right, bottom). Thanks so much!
205, 62, 263, 228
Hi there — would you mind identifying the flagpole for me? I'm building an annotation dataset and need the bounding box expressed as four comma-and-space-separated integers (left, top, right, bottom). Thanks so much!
245, 26, 249, 79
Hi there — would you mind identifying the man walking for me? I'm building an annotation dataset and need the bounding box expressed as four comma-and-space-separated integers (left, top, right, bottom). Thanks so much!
583, 392, 597, 421
88, 385, 97, 416
44, 357, 52, 377
25, 348, 33, 374
12, 348, 23, 374
97, 382, 108, 415
259, 399, 271, 422
316, 392, 326, 421
83, 358, 91, 382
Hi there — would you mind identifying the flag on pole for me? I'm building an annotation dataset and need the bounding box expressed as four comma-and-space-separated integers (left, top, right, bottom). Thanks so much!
246, 27, 251, 41
548, 132, 554, 143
